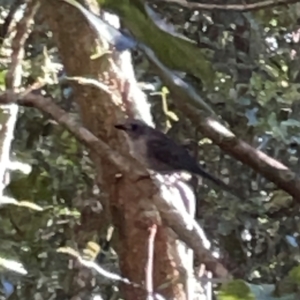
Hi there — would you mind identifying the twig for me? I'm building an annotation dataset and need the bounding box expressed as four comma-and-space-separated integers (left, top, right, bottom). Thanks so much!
20, 80, 46, 96
158, 0, 299, 12
5, 0, 40, 89
58, 247, 166, 300
146, 224, 157, 300
0, 0, 23, 48
62, 76, 112, 95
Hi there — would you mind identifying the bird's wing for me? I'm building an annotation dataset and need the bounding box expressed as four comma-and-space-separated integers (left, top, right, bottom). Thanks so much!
146, 135, 191, 172
147, 133, 242, 199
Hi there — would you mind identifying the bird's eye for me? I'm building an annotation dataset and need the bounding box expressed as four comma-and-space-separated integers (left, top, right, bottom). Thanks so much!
131, 124, 138, 131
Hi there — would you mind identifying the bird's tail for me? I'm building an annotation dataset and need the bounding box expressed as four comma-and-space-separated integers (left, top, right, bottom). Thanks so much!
195, 166, 241, 199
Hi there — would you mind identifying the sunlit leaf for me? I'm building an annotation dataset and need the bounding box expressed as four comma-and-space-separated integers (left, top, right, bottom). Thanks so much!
0, 258, 27, 275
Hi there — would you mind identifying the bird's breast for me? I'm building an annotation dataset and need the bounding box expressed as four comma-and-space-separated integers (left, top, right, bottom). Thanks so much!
127, 137, 150, 167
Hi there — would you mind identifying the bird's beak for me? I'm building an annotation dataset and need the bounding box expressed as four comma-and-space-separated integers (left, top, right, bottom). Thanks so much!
114, 124, 127, 131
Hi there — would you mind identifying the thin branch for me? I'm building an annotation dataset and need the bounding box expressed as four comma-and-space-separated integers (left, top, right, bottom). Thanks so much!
0, 0, 39, 196
0, 90, 136, 175
157, 199, 229, 278
62, 76, 112, 95
57, 247, 166, 300
140, 43, 300, 202
0, 90, 229, 279
0, 0, 23, 47
5, 0, 40, 89
157, 0, 299, 12
146, 224, 157, 300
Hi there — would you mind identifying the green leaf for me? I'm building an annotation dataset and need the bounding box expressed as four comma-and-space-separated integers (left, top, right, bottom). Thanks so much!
218, 280, 255, 300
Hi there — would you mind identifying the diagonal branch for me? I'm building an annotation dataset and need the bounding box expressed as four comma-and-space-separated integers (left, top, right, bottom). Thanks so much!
140, 44, 300, 202
157, 0, 299, 12
68, 0, 300, 202
1, 90, 133, 173
0, 90, 229, 279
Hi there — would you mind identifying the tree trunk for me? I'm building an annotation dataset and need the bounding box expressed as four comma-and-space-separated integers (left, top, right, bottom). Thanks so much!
41, 0, 188, 299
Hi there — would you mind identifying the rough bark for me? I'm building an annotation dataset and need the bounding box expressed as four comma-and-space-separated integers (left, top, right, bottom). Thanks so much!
41, 0, 186, 299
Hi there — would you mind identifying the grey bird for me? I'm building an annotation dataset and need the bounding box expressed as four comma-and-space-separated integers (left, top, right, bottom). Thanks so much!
115, 119, 239, 197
